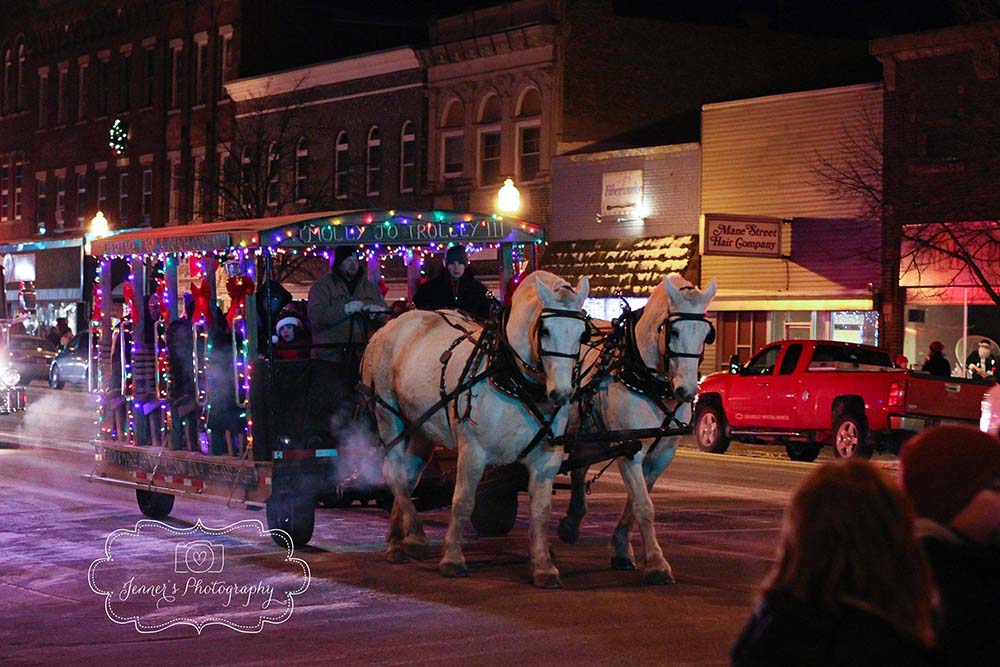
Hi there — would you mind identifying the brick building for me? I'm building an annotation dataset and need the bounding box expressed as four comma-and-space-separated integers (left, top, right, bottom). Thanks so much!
872, 22, 1000, 367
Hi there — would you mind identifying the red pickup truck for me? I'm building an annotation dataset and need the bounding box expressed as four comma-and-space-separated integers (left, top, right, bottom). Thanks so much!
694, 339, 992, 461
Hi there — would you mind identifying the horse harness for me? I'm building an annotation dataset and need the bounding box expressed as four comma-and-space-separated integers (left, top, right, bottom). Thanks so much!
365, 304, 591, 460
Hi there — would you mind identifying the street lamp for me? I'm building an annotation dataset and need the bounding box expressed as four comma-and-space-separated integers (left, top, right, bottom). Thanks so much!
89, 211, 109, 238
497, 177, 520, 214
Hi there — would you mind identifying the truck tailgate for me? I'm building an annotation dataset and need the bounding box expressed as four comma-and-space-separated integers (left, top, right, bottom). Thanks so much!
904, 373, 991, 422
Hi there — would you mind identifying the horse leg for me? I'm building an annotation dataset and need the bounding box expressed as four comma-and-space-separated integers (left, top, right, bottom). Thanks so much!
557, 465, 588, 544
527, 457, 563, 588
439, 443, 487, 578
610, 492, 638, 571
399, 436, 433, 560
382, 444, 425, 563
618, 456, 673, 584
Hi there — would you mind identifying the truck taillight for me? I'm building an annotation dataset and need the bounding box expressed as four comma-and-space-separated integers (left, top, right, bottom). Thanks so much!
889, 380, 906, 407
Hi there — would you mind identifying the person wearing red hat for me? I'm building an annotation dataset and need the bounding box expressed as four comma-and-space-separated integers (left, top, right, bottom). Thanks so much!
920, 340, 951, 377
899, 425, 1000, 666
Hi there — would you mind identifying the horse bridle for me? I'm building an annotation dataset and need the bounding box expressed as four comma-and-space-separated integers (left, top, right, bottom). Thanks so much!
515, 307, 591, 379
658, 311, 716, 361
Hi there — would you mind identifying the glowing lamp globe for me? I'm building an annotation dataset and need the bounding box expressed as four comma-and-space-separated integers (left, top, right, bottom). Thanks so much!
497, 178, 520, 214
90, 211, 110, 237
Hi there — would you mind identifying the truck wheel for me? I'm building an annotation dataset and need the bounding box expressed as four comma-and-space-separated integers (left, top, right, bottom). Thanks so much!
470, 484, 518, 537
694, 403, 730, 454
831, 413, 874, 459
785, 442, 821, 463
266, 493, 315, 548
136, 489, 175, 518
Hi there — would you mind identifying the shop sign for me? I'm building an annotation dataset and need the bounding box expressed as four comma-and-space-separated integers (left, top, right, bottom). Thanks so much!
702, 214, 782, 257
600, 170, 643, 219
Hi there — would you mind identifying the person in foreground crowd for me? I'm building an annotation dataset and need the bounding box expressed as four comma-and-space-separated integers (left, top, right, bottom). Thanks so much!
899, 425, 1000, 667
731, 458, 937, 667
413, 244, 491, 320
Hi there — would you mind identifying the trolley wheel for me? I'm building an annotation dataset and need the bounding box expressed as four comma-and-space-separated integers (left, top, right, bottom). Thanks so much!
694, 402, 730, 454
470, 484, 518, 537
266, 493, 315, 548
136, 489, 175, 518
784, 442, 822, 463
831, 413, 873, 460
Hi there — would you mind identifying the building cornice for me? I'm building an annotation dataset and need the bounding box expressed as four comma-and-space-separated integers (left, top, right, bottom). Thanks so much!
417, 23, 557, 67
553, 143, 700, 164
702, 82, 882, 112
871, 21, 1000, 91
225, 47, 420, 102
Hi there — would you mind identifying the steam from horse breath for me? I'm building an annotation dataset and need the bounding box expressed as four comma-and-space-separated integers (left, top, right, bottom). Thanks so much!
327, 403, 385, 488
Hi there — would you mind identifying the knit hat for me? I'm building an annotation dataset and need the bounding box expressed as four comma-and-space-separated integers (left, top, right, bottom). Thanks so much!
334, 245, 359, 268
444, 245, 468, 266
900, 425, 1000, 524
929, 341, 944, 353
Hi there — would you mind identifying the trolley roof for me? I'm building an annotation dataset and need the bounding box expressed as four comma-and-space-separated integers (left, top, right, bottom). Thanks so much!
89, 210, 544, 257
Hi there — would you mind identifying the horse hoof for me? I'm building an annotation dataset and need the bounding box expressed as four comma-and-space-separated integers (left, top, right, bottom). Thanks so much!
610, 557, 636, 571
403, 541, 430, 561
557, 517, 580, 545
439, 561, 469, 578
533, 572, 563, 589
644, 568, 675, 585
385, 548, 408, 564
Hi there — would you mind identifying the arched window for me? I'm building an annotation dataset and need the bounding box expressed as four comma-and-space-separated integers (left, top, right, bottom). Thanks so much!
366, 126, 381, 196
2, 48, 12, 115
477, 93, 502, 186
400, 121, 415, 194
16, 42, 26, 111
516, 87, 542, 182
294, 137, 308, 201
441, 99, 465, 180
334, 131, 349, 199
266, 142, 280, 207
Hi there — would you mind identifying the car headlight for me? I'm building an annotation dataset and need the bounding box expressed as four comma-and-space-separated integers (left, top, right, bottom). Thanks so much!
0, 367, 20, 388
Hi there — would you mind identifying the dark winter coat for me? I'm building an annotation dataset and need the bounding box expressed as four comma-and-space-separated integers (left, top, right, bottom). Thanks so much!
413, 270, 491, 320
965, 352, 998, 379
918, 521, 1000, 667
731, 590, 935, 667
921, 351, 951, 377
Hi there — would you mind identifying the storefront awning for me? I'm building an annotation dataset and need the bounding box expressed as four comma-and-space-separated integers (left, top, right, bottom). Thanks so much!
541, 235, 698, 298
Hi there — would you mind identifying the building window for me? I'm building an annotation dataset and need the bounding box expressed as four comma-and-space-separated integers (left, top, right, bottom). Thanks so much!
518, 125, 540, 182
479, 130, 501, 186
76, 172, 87, 225
400, 121, 415, 193
218, 153, 230, 218
142, 47, 154, 107
167, 161, 179, 223
97, 174, 107, 215
442, 133, 463, 179
170, 46, 182, 109
366, 126, 381, 196
218, 31, 233, 97
14, 162, 23, 219
57, 67, 67, 125
266, 142, 279, 207
334, 131, 349, 199
118, 172, 128, 224
55, 175, 65, 229
192, 157, 204, 221
37, 73, 47, 126
194, 41, 208, 105
1, 162, 8, 221
97, 58, 110, 117
35, 176, 46, 228
16, 43, 25, 111
119, 51, 131, 112
2, 49, 12, 115
240, 148, 251, 206
141, 168, 152, 223
294, 138, 308, 201
77, 63, 88, 120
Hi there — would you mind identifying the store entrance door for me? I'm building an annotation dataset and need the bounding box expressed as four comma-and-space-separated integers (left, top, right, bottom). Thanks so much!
717, 311, 768, 371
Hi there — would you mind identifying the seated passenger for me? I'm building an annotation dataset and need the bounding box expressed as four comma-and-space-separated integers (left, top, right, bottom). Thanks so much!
413, 245, 491, 320
273, 310, 311, 360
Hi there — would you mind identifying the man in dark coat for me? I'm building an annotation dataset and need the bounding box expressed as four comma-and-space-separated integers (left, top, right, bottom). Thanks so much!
900, 426, 1000, 667
413, 245, 491, 320
965, 339, 998, 379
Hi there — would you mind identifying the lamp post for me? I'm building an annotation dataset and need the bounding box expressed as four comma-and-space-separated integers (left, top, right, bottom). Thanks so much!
497, 177, 520, 214
496, 178, 521, 302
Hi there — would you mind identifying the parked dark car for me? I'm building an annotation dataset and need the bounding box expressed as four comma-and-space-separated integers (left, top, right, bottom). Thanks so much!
9, 335, 59, 385
49, 331, 92, 389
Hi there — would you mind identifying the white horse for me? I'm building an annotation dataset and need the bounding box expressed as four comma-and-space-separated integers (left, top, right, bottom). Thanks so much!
559, 274, 716, 583
362, 271, 590, 588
